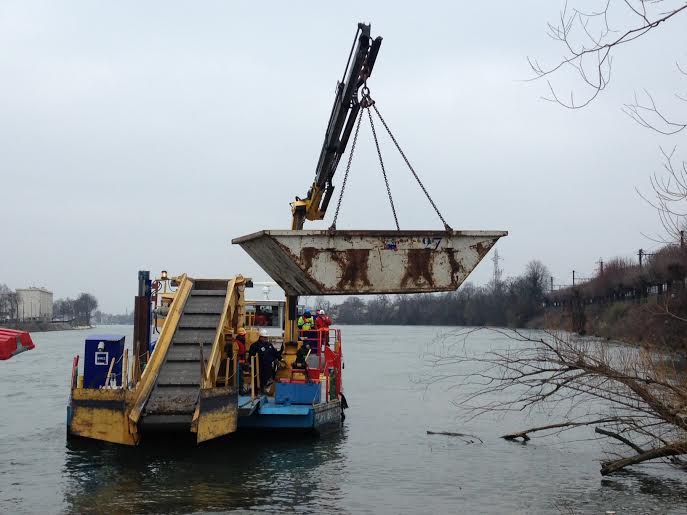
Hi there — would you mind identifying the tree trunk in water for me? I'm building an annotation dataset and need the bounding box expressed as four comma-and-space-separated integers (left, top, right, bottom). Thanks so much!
601, 444, 685, 475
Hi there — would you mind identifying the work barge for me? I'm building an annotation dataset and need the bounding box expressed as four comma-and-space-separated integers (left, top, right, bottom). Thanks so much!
65, 23, 506, 446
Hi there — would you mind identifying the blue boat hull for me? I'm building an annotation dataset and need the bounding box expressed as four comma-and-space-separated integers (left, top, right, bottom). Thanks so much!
238, 397, 342, 434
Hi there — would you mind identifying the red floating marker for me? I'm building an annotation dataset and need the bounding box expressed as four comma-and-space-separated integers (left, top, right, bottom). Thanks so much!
0, 328, 35, 360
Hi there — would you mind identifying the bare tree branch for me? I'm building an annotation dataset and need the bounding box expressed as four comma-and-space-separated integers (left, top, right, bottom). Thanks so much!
595, 426, 646, 453
531, 2, 687, 109
423, 328, 687, 475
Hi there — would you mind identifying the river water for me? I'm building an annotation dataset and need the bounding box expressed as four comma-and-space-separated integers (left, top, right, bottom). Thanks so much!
1, 325, 687, 514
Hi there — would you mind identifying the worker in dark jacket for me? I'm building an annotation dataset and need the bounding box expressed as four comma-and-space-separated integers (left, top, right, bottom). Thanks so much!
249, 329, 283, 393
291, 344, 311, 383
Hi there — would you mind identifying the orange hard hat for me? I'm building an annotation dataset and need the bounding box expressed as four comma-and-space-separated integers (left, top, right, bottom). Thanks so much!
237, 327, 247, 336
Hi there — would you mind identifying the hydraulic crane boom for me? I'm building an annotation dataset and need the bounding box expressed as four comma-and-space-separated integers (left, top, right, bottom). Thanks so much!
291, 23, 382, 230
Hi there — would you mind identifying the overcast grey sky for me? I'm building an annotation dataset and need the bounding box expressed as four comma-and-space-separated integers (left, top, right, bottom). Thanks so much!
1, 1, 685, 312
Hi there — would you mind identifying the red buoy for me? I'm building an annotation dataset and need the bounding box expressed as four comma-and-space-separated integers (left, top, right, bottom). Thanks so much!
0, 328, 35, 360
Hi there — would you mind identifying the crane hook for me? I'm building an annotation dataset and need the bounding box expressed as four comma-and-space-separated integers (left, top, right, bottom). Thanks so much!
360, 84, 374, 108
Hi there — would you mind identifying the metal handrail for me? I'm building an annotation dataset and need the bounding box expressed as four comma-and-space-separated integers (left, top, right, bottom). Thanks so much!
297, 328, 338, 370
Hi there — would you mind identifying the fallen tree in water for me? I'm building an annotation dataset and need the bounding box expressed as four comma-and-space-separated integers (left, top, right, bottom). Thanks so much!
425, 329, 687, 475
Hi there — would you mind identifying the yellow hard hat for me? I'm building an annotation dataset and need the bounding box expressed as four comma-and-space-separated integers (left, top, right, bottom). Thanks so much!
237, 327, 247, 336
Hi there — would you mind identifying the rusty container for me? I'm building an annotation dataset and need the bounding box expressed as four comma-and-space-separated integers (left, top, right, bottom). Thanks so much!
232, 230, 507, 295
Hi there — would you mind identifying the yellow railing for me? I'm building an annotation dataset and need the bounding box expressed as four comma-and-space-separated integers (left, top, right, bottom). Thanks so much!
128, 274, 194, 427
202, 275, 247, 388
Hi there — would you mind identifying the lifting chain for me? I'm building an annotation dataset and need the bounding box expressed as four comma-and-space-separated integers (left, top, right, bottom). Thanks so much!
329, 84, 450, 232
371, 103, 452, 231
329, 108, 364, 230
366, 101, 400, 230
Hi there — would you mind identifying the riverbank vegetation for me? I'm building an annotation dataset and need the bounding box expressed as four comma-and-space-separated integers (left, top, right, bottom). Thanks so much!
548, 245, 686, 313
334, 260, 550, 327
541, 244, 687, 348
53, 293, 98, 326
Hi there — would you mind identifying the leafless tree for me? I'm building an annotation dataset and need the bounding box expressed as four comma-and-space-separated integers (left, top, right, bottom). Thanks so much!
313, 296, 331, 313
53, 298, 76, 322
424, 328, 687, 475
74, 293, 98, 326
533, 1, 687, 245
636, 147, 687, 244
530, 1, 687, 112
0, 283, 18, 322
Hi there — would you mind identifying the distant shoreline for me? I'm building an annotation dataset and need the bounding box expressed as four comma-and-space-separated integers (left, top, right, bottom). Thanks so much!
0, 322, 93, 333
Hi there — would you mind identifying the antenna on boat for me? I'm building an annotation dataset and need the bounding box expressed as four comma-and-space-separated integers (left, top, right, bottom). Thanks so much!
250, 281, 278, 301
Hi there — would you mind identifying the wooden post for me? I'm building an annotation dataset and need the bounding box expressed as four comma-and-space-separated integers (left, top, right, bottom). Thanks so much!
132, 341, 140, 384
105, 357, 116, 387
251, 355, 256, 399
255, 354, 261, 395
233, 348, 238, 387
71, 355, 80, 389
123, 349, 129, 389
224, 357, 230, 387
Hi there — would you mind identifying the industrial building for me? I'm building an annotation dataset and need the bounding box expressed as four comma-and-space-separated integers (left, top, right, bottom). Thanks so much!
16, 287, 53, 321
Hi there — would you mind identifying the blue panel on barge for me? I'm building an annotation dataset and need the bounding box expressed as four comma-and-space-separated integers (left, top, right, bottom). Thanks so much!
236, 395, 342, 433
274, 382, 320, 405
238, 396, 315, 430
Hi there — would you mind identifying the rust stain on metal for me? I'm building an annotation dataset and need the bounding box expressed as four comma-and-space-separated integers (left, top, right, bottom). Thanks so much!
330, 249, 372, 290
301, 247, 318, 271
401, 249, 435, 288
272, 239, 328, 293
446, 251, 466, 284
470, 240, 494, 259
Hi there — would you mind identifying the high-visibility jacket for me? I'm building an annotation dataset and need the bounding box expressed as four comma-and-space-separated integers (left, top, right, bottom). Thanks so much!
297, 315, 314, 331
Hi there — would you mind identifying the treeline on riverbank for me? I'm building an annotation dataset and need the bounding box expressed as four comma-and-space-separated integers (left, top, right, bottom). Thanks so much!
94, 311, 134, 325
548, 245, 687, 306
332, 244, 687, 350
541, 244, 687, 349
52, 293, 98, 326
333, 260, 550, 327
2, 320, 80, 332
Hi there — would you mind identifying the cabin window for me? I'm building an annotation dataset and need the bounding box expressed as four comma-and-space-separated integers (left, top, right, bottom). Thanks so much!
247, 304, 281, 328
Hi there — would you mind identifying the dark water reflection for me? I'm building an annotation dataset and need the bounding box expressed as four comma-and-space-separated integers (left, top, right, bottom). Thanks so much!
63, 432, 346, 514
2, 325, 687, 514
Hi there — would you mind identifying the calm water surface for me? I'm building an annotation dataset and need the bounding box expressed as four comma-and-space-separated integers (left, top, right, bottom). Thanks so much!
1, 325, 687, 514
